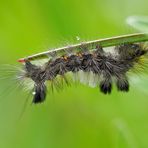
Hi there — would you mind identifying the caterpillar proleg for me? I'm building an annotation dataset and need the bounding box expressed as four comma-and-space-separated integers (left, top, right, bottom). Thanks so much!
17, 33, 148, 103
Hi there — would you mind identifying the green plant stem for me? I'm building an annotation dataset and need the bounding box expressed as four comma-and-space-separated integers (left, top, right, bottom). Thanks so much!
19, 33, 148, 62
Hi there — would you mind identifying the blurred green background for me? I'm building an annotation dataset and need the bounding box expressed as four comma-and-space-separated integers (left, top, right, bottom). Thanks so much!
0, 0, 148, 148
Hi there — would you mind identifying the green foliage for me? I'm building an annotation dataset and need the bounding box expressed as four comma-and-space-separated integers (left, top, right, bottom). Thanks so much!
127, 16, 148, 32
0, 0, 148, 148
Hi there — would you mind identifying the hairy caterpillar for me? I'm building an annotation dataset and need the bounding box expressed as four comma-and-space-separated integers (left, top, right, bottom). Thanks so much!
16, 33, 148, 103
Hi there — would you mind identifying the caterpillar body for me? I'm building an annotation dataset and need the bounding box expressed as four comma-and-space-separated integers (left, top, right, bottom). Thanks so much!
17, 36, 148, 103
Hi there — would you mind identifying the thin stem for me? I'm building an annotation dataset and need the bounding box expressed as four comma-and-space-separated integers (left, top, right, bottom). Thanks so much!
18, 33, 148, 62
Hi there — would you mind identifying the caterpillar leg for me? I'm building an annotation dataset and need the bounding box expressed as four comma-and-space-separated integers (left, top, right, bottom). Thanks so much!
33, 83, 47, 103
115, 74, 129, 92
99, 74, 112, 94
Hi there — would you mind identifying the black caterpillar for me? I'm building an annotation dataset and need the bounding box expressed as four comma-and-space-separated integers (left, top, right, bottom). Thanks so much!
20, 43, 147, 103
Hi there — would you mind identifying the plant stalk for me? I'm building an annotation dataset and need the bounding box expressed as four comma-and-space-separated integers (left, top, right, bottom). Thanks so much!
18, 33, 148, 62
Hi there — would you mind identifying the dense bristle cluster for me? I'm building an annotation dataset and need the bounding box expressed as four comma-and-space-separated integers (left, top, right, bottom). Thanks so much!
19, 43, 148, 103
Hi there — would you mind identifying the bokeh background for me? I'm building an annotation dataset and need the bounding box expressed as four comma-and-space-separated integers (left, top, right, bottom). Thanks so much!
0, 0, 148, 148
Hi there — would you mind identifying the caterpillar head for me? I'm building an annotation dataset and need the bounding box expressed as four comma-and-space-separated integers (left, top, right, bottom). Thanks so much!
115, 43, 147, 60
